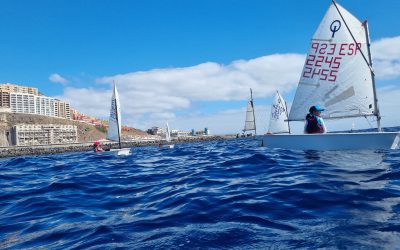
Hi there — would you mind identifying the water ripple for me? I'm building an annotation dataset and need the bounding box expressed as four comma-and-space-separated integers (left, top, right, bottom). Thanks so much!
1, 138, 400, 249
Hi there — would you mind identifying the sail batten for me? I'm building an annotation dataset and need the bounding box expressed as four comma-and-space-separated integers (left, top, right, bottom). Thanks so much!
287, 113, 375, 122
289, 2, 376, 121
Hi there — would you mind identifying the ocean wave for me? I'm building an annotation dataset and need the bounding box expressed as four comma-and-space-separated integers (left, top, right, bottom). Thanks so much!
1, 138, 400, 249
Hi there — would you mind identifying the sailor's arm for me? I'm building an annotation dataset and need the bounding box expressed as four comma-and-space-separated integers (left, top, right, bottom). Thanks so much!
320, 118, 327, 133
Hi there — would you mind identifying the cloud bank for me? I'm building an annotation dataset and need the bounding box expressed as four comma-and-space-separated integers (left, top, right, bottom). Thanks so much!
372, 36, 400, 80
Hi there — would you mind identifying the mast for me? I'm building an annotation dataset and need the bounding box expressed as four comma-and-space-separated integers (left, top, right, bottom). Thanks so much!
250, 88, 257, 135
114, 81, 122, 149
332, 0, 381, 131
284, 99, 291, 134
364, 20, 382, 132
166, 122, 170, 142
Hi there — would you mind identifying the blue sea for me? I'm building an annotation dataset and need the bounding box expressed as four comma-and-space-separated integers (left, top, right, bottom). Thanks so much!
1, 136, 400, 249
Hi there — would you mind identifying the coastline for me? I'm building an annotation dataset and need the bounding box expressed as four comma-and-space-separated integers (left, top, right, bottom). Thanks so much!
0, 135, 236, 158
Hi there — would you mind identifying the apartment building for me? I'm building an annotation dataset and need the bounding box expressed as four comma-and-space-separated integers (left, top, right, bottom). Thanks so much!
0, 90, 11, 112
0, 83, 39, 95
55, 99, 71, 119
10, 93, 56, 116
12, 124, 78, 146
35, 95, 56, 117
10, 93, 36, 114
8, 93, 75, 119
0, 83, 72, 119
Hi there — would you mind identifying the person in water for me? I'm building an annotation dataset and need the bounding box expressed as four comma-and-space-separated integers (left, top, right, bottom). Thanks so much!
93, 141, 104, 153
304, 105, 327, 134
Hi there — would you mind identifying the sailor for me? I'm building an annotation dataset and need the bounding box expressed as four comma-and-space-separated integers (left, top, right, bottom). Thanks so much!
93, 141, 104, 153
304, 105, 327, 134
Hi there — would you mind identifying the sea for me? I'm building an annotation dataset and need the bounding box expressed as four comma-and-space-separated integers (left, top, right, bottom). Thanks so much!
1, 131, 400, 249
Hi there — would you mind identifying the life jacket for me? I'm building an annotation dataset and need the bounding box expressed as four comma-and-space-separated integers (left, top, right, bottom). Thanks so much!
305, 114, 324, 134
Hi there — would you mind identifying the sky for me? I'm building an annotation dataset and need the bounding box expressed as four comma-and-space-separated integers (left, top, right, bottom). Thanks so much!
1, 0, 399, 134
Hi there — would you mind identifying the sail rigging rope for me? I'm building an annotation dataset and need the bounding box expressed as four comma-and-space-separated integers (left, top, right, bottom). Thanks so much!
331, 1, 373, 74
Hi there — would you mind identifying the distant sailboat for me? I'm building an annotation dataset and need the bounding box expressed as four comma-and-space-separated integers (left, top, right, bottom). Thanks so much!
161, 122, 174, 149
243, 88, 256, 136
267, 91, 290, 134
107, 82, 131, 156
260, 0, 399, 150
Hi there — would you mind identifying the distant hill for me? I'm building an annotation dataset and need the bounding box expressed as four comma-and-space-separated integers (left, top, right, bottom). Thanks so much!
0, 112, 148, 146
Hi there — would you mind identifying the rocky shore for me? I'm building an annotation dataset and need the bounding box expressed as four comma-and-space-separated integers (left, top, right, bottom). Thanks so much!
0, 135, 236, 158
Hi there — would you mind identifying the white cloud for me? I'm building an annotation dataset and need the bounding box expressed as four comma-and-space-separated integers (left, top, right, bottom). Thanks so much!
49, 73, 68, 84
55, 87, 109, 118
97, 54, 305, 101
376, 85, 400, 128
59, 54, 305, 131
373, 36, 400, 61
372, 36, 400, 79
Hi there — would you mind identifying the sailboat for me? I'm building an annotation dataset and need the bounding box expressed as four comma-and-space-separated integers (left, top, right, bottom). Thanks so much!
242, 88, 256, 136
107, 82, 131, 156
261, 0, 399, 150
161, 122, 174, 149
267, 91, 290, 134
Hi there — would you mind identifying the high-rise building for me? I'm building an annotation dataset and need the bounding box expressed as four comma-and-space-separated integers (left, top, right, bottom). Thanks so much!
55, 99, 71, 119
1, 83, 72, 120
10, 93, 36, 114
10, 93, 56, 117
35, 95, 56, 117
0, 83, 39, 95
0, 90, 11, 112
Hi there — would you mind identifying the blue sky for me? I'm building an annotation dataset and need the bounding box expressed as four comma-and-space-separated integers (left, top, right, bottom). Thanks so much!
1, 0, 399, 133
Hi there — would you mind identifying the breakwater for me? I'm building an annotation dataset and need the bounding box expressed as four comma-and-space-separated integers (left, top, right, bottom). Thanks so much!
0, 135, 235, 158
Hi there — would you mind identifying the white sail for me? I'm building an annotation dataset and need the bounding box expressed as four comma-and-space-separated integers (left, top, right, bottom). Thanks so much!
289, 2, 375, 121
260, 2, 398, 151
166, 122, 171, 142
107, 83, 122, 142
268, 91, 290, 134
243, 100, 256, 131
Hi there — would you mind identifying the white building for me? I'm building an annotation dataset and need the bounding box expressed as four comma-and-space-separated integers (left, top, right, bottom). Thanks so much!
147, 127, 165, 135
171, 129, 191, 137
10, 93, 56, 117
10, 93, 36, 114
12, 124, 78, 146
35, 95, 56, 117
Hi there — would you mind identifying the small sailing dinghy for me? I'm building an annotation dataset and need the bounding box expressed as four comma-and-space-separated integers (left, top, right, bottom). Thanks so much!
160, 122, 174, 149
261, 0, 399, 150
267, 91, 290, 135
107, 82, 131, 156
242, 88, 257, 136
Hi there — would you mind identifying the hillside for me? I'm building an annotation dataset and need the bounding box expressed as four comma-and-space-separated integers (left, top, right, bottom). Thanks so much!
0, 112, 148, 145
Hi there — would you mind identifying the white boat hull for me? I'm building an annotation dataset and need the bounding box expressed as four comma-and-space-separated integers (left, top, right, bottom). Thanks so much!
110, 148, 131, 156
260, 132, 400, 150
161, 144, 175, 149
